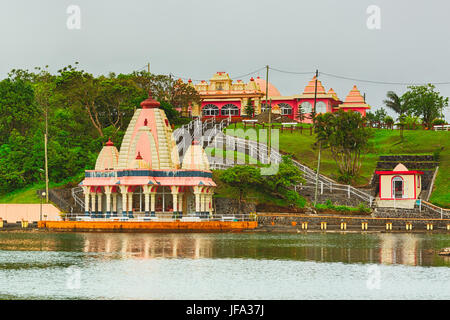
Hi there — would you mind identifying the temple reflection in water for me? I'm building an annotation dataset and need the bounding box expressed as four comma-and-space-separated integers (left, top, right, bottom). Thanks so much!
72, 233, 447, 266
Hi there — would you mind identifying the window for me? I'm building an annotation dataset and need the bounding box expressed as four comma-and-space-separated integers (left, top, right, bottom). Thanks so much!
216, 82, 223, 91
202, 104, 219, 116
315, 101, 327, 114
221, 104, 239, 116
300, 101, 312, 113
261, 103, 270, 113
392, 176, 404, 199
279, 103, 292, 115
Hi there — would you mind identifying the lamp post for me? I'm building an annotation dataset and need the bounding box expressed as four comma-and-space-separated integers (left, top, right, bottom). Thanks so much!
40, 191, 46, 221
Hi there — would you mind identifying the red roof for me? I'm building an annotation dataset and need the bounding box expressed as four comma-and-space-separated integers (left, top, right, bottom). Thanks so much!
375, 170, 424, 175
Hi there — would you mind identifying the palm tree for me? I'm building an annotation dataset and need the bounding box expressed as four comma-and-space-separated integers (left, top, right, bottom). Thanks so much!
383, 91, 408, 139
383, 91, 409, 119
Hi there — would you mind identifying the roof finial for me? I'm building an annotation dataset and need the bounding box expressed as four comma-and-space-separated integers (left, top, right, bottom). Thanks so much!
106, 138, 114, 146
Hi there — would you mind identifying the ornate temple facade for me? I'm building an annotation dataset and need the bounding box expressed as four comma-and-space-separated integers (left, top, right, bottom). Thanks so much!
188, 72, 371, 122
80, 92, 215, 219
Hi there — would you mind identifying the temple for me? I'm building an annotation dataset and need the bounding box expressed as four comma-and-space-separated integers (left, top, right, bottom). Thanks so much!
80, 92, 216, 219
189, 72, 371, 121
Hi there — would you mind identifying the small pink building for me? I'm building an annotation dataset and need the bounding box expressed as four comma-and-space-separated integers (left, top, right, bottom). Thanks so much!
375, 163, 424, 209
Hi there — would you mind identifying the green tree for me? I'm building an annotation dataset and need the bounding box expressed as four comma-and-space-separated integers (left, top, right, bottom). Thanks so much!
383, 91, 409, 120
220, 165, 262, 212
244, 98, 255, 117
315, 110, 372, 182
402, 84, 448, 129
384, 115, 394, 129
264, 156, 306, 207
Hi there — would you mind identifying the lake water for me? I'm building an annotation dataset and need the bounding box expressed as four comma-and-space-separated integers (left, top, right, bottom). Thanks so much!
0, 231, 449, 300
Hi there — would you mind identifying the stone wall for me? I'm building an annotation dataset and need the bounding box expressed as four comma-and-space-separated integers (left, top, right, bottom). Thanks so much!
215, 197, 256, 215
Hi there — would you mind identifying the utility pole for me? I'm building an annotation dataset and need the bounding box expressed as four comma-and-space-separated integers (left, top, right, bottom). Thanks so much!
265, 65, 271, 160
44, 106, 49, 203
314, 141, 321, 206
147, 62, 150, 73
313, 69, 318, 120
313, 69, 320, 206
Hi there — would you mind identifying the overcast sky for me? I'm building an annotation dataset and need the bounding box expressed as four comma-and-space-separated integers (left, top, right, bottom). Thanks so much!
1, 0, 449, 120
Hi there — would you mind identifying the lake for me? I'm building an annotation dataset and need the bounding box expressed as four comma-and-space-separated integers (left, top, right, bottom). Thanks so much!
0, 231, 449, 299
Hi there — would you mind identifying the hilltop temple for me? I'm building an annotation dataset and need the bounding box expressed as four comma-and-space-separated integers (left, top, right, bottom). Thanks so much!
80, 92, 215, 219
187, 72, 371, 122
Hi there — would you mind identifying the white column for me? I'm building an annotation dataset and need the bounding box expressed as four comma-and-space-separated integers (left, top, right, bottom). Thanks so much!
112, 193, 117, 216
121, 192, 127, 217
91, 193, 96, 217
208, 194, 213, 215
178, 193, 183, 217
195, 192, 201, 216
144, 192, 150, 216
84, 190, 90, 216
105, 191, 111, 218
150, 193, 156, 217
172, 193, 178, 218
97, 193, 103, 218
128, 192, 133, 217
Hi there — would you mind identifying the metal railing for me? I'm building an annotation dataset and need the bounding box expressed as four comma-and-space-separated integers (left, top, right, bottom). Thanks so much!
211, 132, 375, 206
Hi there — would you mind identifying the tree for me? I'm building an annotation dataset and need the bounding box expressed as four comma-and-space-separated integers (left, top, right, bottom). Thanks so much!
0, 78, 38, 144
220, 165, 262, 212
315, 110, 372, 182
122, 71, 201, 113
384, 116, 394, 129
244, 98, 255, 117
374, 108, 387, 128
383, 91, 409, 120
264, 156, 306, 207
296, 105, 305, 123
402, 84, 448, 129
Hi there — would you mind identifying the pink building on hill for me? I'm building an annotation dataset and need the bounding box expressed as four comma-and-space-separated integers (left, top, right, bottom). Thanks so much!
187, 72, 371, 122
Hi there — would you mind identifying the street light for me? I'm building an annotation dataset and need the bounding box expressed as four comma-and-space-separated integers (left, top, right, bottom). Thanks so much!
40, 191, 46, 221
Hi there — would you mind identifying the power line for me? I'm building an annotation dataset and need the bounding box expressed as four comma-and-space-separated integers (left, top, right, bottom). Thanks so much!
319, 71, 450, 86
269, 66, 315, 75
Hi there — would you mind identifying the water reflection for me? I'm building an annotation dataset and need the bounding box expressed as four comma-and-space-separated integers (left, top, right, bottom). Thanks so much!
0, 232, 449, 267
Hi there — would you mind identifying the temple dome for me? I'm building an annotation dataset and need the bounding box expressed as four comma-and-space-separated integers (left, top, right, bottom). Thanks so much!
117, 92, 180, 170
344, 85, 365, 104
393, 163, 409, 172
254, 77, 281, 97
302, 76, 326, 95
182, 142, 210, 171
95, 139, 119, 170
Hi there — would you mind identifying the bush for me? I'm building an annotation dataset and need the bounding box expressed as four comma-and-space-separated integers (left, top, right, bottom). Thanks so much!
432, 118, 447, 126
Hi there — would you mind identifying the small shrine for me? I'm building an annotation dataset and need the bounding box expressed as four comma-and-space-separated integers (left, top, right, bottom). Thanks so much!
375, 163, 424, 209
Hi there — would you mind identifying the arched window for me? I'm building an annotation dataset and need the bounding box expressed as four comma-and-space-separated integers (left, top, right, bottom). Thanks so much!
315, 101, 327, 114
392, 176, 404, 199
300, 101, 312, 114
221, 104, 239, 116
202, 104, 219, 116
279, 103, 292, 115
261, 103, 270, 113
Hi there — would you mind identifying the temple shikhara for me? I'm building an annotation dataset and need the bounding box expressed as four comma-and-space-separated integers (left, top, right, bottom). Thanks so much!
80, 92, 215, 219
187, 72, 371, 121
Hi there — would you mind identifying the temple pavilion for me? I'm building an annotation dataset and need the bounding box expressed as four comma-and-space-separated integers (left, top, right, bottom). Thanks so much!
80, 92, 215, 219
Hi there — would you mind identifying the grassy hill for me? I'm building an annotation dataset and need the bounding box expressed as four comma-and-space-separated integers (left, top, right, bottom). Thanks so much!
225, 124, 449, 208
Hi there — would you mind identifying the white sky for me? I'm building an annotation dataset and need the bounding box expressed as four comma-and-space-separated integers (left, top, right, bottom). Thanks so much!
1, 0, 449, 120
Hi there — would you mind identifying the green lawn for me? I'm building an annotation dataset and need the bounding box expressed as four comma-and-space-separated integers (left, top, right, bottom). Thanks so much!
225, 123, 450, 208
